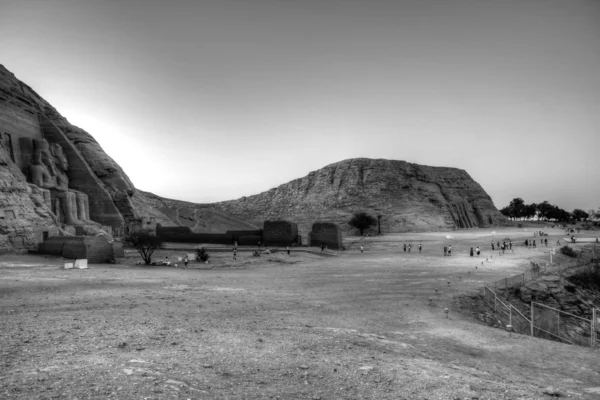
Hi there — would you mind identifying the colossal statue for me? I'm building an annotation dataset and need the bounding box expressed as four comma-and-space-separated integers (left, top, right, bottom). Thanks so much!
23, 138, 89, 225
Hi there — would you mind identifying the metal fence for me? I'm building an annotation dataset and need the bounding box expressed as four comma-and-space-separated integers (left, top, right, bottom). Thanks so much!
532, 302, 596, 347
490, 253, 595, 292
483, 285, 599, 348
484, 286, 532, 336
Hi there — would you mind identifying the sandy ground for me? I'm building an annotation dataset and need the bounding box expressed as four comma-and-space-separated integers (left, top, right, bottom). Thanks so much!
1, 226, 599, 399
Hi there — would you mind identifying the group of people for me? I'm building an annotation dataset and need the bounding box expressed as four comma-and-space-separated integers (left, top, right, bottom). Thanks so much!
469, 247, 481, 257
443, 245, 452, 256
490, 240, 512, 253
161, 255, 189, 268
402, 243, 423, 253
525, 238, 549, 248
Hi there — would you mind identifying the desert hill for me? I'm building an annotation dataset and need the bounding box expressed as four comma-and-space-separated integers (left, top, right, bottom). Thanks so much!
0, 64, 505, 251
139, 158, 507, 242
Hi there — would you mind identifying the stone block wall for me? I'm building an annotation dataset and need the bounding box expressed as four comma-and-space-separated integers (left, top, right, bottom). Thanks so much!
38, 235, 116, 263
309, 222, 343, 250
262, 220, 298, 246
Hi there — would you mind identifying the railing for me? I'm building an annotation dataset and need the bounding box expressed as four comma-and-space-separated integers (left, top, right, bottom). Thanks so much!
483, 285, 599, 348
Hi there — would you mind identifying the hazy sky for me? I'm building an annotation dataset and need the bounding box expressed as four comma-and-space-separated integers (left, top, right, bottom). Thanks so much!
1, 0, 599, 212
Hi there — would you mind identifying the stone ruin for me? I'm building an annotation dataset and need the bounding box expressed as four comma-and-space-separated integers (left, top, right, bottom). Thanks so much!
309, 222, 343, 250
262, 220, 299, 246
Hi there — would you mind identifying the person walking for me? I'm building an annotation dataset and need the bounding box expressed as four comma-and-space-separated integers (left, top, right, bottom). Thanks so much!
545, 238, 548, 247
476, 246, 480, 256
404, 243, 407, 252
286, 246, 291, 255
321, 243, 325, 252
509, 241, 512, 250
491, 241, 495, 251
443, 246, 447, 256
448, 245, 452, 256
183, 255, 189, 269
470, 247, 474, 257
360, 245, 364, 253
408, 244, 412, 252
525, 239, 529, 248
533, 239, 536, 248
418, 243, 422, 254
233, 248, 237, 261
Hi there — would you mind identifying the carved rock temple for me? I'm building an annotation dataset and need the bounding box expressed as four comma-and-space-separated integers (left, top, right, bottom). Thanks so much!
0, 65, 136, 252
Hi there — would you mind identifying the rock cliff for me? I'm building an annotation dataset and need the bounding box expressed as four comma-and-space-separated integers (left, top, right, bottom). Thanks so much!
0, 64, 137, 251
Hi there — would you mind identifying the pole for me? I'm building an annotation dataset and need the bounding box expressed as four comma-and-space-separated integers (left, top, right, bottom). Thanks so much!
592, 308, 596, 348
531, 301, 534, 337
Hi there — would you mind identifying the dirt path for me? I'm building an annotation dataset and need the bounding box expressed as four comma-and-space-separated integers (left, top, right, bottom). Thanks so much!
1, 227, 599, 399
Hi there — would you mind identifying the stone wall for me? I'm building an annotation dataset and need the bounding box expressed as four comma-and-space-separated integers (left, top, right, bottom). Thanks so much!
309, 222, 343, 250
38, 235, 118, 263
263, 220, 298, 246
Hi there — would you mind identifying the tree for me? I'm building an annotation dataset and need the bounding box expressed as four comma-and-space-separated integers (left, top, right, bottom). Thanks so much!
537, 201, 553, 221
523, 203, 538, 220
572, 209, 589, 222
123, 231, 164, 265
348, 212, 377, 235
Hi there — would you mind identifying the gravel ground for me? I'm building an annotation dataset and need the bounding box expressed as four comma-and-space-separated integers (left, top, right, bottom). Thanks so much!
1, 227, 599, 399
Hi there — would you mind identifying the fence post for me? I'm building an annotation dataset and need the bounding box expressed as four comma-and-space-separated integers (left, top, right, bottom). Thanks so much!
592, 308, 596, 348
509, 305, 512, 326
530, 301, 534, 337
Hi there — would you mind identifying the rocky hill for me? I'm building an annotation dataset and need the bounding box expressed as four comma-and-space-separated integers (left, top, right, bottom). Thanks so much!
0, 64, 506, 252
205, 158, 507, 240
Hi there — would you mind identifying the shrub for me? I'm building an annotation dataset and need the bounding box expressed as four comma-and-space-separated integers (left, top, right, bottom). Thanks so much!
122, 231, 164, 265
560, 245, 577, 258
196, 247, 210, 262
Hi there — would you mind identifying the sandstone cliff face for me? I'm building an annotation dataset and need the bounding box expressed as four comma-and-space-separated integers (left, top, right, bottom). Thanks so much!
0, 65, 137, 251
206, 158, 507, 240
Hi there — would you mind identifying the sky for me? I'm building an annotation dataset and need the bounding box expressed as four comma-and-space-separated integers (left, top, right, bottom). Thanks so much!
1, 0, 599, 212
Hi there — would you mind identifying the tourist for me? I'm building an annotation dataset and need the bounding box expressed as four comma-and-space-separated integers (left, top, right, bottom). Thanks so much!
533, 239, 536, 248
448, 245, 452, 256
408, 244, 412, 252
545, 238, 548, 247
443, 246, 447, 256
360, 245, 364, 253
233, 248, 237, 260
321, 243, 325, 252
497, 241, 500, 249
286, 246, 291, 255
470, 247, 474, 257
476, 246, 480, 256
418, 243, 422, 254
183, 255, 189, 269
525, 239, 529, 248
162, 256, 171, 266
404, 243, 407, 252
509, 240, 512, 250
491, 241, 494, 250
